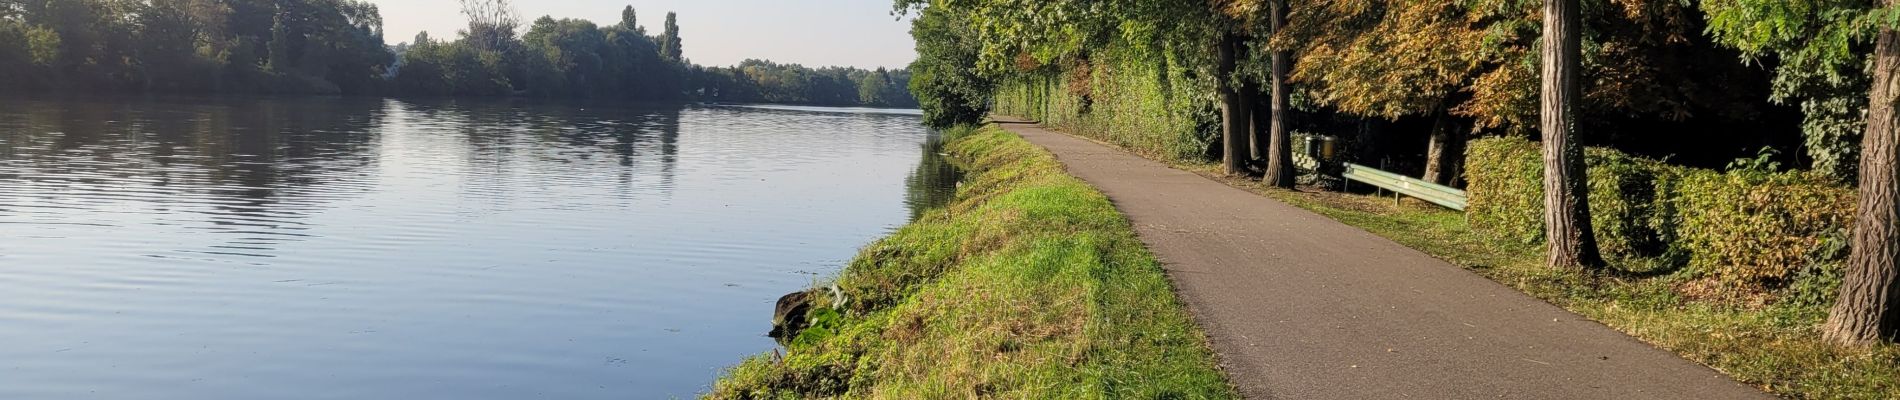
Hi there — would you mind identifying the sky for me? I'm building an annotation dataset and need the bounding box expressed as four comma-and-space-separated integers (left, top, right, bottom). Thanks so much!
369, 0, 918, 69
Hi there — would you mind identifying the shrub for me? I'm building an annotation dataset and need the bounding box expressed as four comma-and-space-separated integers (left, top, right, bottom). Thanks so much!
1465, 137, 1546, 245
1675, 168, 1853, 295
1465, 138, 1856, 299
1585, 148, 1676, 261
1464, 138, 1676, 260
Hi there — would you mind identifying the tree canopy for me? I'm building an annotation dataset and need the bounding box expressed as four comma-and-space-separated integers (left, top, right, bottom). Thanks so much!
0, 1, 916, 108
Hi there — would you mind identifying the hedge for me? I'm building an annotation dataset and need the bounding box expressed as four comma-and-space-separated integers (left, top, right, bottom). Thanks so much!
1464, 138, 1676, 259
1674, 168, 1854, 293
1464, 138, 1854, 297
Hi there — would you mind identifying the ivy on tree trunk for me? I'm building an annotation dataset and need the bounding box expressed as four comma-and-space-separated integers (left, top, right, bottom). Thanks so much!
1540, 0, 1603, 270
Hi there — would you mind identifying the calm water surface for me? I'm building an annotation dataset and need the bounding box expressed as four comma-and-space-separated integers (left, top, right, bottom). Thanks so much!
0, 96, 958, 399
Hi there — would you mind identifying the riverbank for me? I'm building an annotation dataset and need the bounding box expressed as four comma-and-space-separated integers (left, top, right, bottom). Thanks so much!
706, 125, 1234, 398
1008, 119, 1899, 398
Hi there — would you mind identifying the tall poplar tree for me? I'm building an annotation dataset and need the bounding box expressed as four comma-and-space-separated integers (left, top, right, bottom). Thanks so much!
659, 12, 682, 62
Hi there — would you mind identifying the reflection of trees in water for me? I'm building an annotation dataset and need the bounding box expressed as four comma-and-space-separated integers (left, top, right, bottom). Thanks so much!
904, 132, 963, 221
0, 96, 387, 256
0, 96, 386, 199
388, 98, 685, 203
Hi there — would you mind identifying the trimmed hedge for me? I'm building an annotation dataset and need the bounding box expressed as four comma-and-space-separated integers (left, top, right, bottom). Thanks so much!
1464, 137, 1546, 245
1675, 169, 1853, 292
1465, 138, 1854, 296
1464, 138, 1675, 259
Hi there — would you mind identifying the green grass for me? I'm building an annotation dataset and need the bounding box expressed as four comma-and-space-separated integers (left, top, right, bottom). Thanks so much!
1178, 164, 1900, 399
705, 125, 1235, 399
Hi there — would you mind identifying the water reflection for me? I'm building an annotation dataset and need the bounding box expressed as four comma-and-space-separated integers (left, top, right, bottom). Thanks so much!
0, 97, 388, 258
905, 133, 964, 221
0, 96, 943, 399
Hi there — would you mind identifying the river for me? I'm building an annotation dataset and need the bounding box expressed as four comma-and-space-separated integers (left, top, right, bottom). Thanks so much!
0, 96, 958, 399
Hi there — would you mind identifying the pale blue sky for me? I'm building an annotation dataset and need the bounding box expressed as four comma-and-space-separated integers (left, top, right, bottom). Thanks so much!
369, 0, 917, 69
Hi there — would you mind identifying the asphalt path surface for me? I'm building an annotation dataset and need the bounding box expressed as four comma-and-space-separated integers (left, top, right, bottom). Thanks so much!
995, 119, 1772, 399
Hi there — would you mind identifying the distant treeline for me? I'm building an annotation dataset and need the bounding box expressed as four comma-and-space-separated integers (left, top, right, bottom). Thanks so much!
0, 0, 916, 107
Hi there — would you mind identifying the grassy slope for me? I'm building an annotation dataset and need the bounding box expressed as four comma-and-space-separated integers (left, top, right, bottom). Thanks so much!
1173, 164, 1900, 399
707, 126, 1234, 399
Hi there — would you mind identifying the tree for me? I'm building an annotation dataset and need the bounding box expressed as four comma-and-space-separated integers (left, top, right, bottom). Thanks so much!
1540, 0, 1603, 269
1218, 32, 1249, 176
902, 3, 992, 127
137, 0, 221, 91
1704, 0, 1878, 179
619, 5, 638, 32
1826, 2, 1900, 346
459, 0, 517, 52
1697, 0, 1900, 345
1285, 1, 1485, 185
0, 1, 906, 103
858, 68, 894, 105
659, 12, 682, 62
1262, 0, 1293, 187
1284, 0, 1748, 186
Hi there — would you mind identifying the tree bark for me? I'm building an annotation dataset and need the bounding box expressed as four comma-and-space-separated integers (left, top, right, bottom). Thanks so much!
1238, 67, 1260, 168
1540, 0, 1603, 270
1263, 0, 1295, 188
1423, 110, 1463, 186
1825, 13, 1900, 346
1219, 33, 1248, 176
1246, 80, 1267, 162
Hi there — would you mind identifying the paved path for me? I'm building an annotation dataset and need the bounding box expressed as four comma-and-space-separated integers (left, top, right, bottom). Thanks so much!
994, 120, 1772, 399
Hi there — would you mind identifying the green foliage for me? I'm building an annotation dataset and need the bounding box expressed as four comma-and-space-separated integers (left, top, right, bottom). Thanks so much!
906, 4, 994, 127
1462, 137, 1548, 244
658, 12, 682, 62
396, 37, 510, 96
0, 15, 59, 90
693, 60, 917, 107
1583, 149, 1677, 261
0, 0, 393, 94
1465, 137, 1857, 297
896, 0, 1223, 129
1700, 0, 1882, 178
992, 48, 1218, 162
618, 5, 638, 32
1466, 138, 1677, 258
0, 1, 912, 105
789, 308, 845, 347
708, 125, 1232, 399
1287, 0, 1769, 134
1675, 163, 1854, 297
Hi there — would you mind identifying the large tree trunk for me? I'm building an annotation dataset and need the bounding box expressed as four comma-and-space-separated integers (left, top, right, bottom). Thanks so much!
1540, 0, 1603, 270
1423, 110, 1463, 186
1263, 0, 1295, 188
1219, 33, 1248, 176
1824, 15, 1900, 346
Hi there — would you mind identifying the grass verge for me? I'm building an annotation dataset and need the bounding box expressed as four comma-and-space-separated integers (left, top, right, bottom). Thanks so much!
1169, 155, 1899, 399
705, 125, 1235, 399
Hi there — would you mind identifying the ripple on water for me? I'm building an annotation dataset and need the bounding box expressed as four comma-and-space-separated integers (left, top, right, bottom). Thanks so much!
0, 97, 949, 399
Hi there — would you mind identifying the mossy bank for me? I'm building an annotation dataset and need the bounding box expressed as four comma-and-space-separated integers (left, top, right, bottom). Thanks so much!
706, 125, 1235, 399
